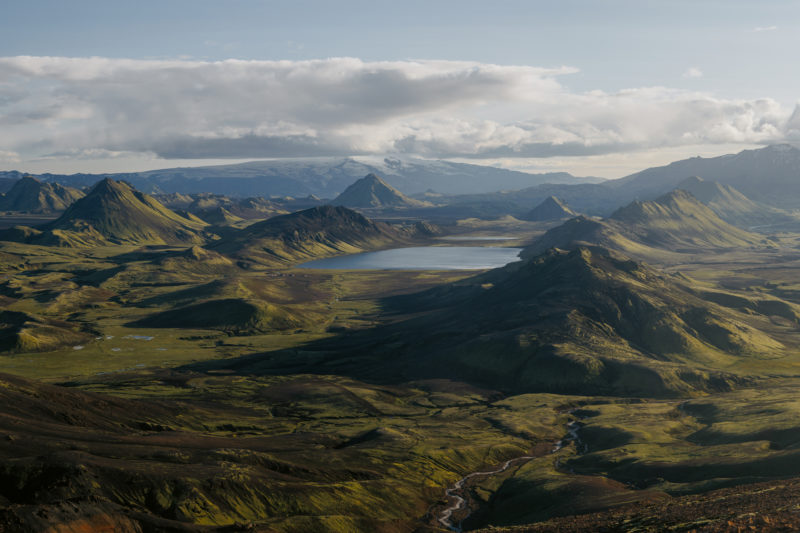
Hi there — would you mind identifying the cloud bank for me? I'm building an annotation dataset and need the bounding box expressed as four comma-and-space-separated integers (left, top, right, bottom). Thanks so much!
0, 56, 797, 165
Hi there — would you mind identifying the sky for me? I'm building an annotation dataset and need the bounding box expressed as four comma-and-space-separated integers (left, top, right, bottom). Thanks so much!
0, 0, 798, 178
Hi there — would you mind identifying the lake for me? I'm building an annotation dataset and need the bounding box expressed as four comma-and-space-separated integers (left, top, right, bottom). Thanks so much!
298, 246, 522, 270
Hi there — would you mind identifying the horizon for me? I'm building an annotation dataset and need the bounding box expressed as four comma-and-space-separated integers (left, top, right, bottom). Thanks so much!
5, 143, 799, 183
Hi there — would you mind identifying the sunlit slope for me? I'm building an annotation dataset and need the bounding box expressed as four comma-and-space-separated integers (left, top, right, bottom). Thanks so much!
674, 175, 797, 229
525, 190, 768, 258
43, 178, 209, 244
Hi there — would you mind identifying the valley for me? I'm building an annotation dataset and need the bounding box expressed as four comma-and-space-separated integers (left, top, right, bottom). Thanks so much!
4, 149, 800, 532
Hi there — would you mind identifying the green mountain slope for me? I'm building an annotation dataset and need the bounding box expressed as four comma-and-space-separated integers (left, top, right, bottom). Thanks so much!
0, 311, 94, 353
212, 205, 417, 266
526, 190, 768, 259
38, 179, 208, 245
206, 246, 789, 397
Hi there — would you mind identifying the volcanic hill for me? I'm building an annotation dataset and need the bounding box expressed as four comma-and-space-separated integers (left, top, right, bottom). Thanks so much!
331, 174, 431, 208
211, 205, 419, 266
27, 178, 210, 245
522, 196, 577, 221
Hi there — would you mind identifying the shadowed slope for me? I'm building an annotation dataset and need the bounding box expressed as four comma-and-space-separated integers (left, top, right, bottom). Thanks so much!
197, 247, 785, 397
521, 196, 577, 221
131, 298, 305, 334
211, 205, 416, 266
0, 176, 84, 213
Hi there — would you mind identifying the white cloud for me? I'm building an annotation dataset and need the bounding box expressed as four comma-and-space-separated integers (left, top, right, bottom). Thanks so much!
750, 25, 778, 32
0, 56, 795, 166
682, 67, 703, 79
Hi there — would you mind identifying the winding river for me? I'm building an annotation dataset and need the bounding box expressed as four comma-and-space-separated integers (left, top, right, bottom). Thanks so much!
437, 413, 584, 532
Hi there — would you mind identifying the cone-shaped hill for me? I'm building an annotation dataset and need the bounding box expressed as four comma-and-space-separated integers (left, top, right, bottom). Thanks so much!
525, 189, 768, 259
674, 176, 797, 229
0, 176, 84, 213
521, 196, 577, 221
331, 174, 430, 208
32, 179, 209, 245
224, 247, 789, 397
211, 205, 419, 266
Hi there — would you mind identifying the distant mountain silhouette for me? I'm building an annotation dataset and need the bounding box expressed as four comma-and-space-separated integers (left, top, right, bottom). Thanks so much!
0, 176, 83, 213
1, 157, 600, 197
611, 144, 800, 209
521, 196, 577, 221
673, 176, 796, 229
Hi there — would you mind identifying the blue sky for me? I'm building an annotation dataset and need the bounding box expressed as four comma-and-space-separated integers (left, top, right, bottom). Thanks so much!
0, 1, 798, 177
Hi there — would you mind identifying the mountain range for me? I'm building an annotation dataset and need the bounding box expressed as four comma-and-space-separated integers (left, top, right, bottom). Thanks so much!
0, 156, 601, 198
610, 144, 800, 209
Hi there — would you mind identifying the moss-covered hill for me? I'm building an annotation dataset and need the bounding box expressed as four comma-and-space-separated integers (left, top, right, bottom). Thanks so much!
45, 178, 209, 245
526, 189, 769, 259
0, 310, 94, 353
211, 204, 418, 266
131, 298, 305, 334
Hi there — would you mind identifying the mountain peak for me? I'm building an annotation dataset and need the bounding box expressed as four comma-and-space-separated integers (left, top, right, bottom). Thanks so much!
331, 173, 430, 208
363, 173, 384, 183
43, 178, 206, 245
522, 195, 577, 221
